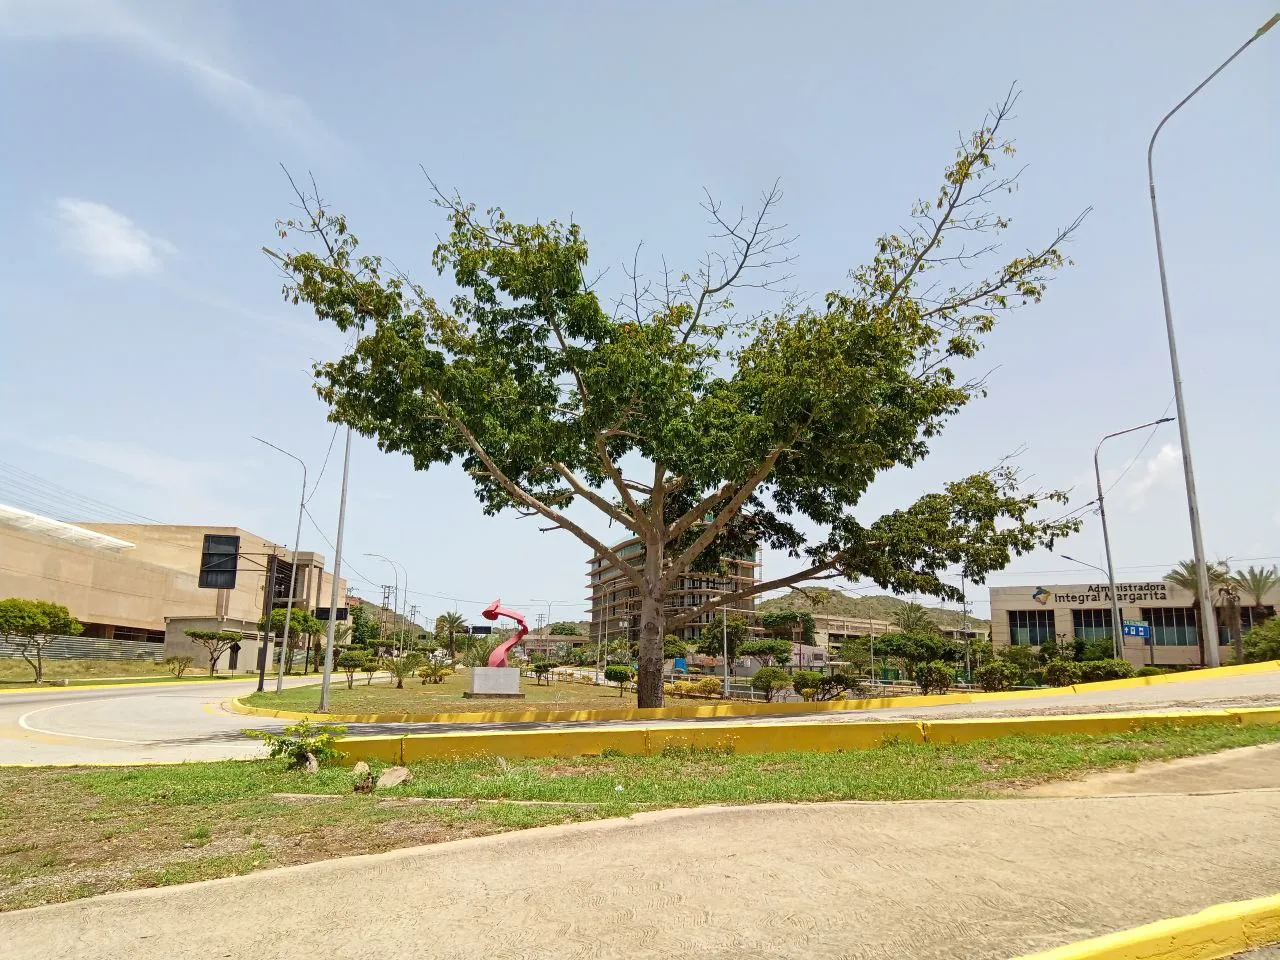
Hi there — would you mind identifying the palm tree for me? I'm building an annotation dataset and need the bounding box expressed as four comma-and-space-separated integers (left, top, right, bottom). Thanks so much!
1164, 559, 1230, 593
434, 612, 467, 661
891, 602, 936, 636
1230, 565, 1280, 627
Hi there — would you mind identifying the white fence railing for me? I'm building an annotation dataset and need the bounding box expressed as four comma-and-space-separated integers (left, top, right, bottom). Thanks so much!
0, 635, 165, 662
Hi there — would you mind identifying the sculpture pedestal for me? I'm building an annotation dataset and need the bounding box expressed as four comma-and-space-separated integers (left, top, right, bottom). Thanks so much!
464, 666, 525, 699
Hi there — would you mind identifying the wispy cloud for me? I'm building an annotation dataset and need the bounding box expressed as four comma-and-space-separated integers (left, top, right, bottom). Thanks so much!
1117, 443, 1181, 512
55, 198, 173, 277
0, 0, 332, 148
52, 437, 207, 490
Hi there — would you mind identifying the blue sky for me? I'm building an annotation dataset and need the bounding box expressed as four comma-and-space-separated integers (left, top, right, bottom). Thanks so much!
1, 0, 1276, 625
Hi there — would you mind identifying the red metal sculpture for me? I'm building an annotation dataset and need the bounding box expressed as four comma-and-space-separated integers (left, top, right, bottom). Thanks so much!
481, 598, 528, 668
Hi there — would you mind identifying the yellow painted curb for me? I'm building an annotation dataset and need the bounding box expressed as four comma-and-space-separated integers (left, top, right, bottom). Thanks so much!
330, 707, 1274, 765
1011, 892, 1280, 959
0, 677, 246, 695
230, 660, 1280, 727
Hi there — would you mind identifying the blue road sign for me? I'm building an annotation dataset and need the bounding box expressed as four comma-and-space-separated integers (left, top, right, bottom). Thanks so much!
1122, 621, 1151, 639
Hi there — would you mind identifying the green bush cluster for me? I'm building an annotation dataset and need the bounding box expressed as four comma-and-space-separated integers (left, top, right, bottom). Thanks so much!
974, 659, 1022, 692
1077, 658, 1135, 682
914, 661, 956, 695
750, 666, 791, 702
1042, 659, 1081, 687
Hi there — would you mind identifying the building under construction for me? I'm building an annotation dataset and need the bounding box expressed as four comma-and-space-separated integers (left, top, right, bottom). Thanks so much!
586, 537, 762, 650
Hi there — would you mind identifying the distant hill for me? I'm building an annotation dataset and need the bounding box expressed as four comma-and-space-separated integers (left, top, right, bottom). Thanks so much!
758, 587, 988, 631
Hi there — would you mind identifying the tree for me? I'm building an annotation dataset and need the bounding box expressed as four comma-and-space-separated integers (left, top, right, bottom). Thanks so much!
914, 661, 956, 695
738, 637, 792, 665
0, 599, 84, 682
361, 657, 379, 686
260, 608, 322, 674
383, 651, 425, 689
1165, 559, 1230, 593
998, 643, 1039, 673
1243, 617, 1280, 663
974, 659, 1022, 692
164, 656, 194, 679
1232, 564, 1279, 663
530, 654, 554, 684
435, 612, 467, 661
891, 603, 936, 637
350, 603, 381, 648
603, 664, 634, 695
792, 670, 823, 699
751, 666, 791, 702
696, 615, 752, 662
546, 622, 582, 636
185, 629, 242, 676
336, 649, 367, 689
663, 634, 689, 660
418, 661, 450, 684
875, 632, 960, 680
273, 90, 1084, 707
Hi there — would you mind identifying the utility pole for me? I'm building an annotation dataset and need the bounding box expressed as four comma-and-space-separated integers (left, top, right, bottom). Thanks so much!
407, 603, 419, 647
256, 553, 279, 692
317, 426, 352, 713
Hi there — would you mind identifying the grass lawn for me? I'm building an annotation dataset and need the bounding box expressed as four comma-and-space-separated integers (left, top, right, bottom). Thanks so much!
243, 670, 634, 714
4, 722, 1280, 911
0, 659, 245, 690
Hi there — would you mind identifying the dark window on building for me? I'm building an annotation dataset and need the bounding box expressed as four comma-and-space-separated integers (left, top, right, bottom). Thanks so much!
1008, 609, 1055, 646
1071, 608, 1113, 641
1143, 606, 1198, 646
198, 534, 240, 589
1241, 606, 1276, 633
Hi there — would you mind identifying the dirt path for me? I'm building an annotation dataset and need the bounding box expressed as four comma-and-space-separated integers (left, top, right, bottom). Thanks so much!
3, 790, 1278, 960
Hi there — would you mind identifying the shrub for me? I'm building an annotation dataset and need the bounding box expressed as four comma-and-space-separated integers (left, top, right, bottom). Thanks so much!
791, 670, 823, 697
671, 680, 697, 697
814, 673, 867, 701
360, 658, 379, 685
164, 655, 194, 679
751, 666, 790, 702
974, 659, 1023, 692
1078, 658, 1135, 683
1043, 659, 1082, 687
417, 661, 449, 684
1078, 637, 1117, 662
1243, 618, 1280, 662
336, 649, 367, 689
1135, 665, 1167, 677
695, 676, 724, 697
914, 661, 956, 695
383, 651, 426, 689
245, 719, 346, 769
603, 664, 634, 695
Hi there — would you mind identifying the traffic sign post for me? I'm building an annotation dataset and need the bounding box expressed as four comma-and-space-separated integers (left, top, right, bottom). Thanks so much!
1122, 619, 1151, 639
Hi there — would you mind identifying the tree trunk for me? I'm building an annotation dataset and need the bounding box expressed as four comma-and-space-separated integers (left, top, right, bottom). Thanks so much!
636, 541, 666, 708
35, 642, 44, 683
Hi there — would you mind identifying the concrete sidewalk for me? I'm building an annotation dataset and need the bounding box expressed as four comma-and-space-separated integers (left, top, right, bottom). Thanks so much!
3, 790, 1278, 960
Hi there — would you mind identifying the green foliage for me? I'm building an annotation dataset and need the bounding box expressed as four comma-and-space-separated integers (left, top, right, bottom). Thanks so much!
693, 676, 724, 697
0, 597, 85, 682
272, 93, 1080, 709
336, 649, 368, 689
163, 656, 194, 679
259, 607, 321, 641
417, 661, 450, 684
750, 666, 791, 702
663, 635, 689, 660
383, 651, 426, 689
434, 613, 468, 660
603, 664, 634, 695
349, 603, 381, 646
184, 629, 242, 676
759, 611, 815, 646
814, 672, 867, 701
1243, 617, 1280, 662
791, 670, 823, 698
1135, 666, 1167, 677
696, 616, 752, 662
546, 622, 582, 636
530, 656, 554, 684
1042, 659, 1082, 687
360, 657, 379, 685
974, 659, 1023, 692
914, 661, 956, 695
875, 632, 961, 679
1077, 658, 1135, 683
738, 637, 792, 665
1076, 637, 1116, 662
998, 643, 1039, 673
890, 603, 936, 636
244, 720, 346, 769
1165, 559, 1230, 593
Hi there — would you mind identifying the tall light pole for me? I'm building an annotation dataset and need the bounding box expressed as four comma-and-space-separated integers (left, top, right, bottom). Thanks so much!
364, 553, 405, 652
1148, 13, 1278, 668
1091, 418, 1176, 660
252, 437, 307, 694
317, 427, 352, 712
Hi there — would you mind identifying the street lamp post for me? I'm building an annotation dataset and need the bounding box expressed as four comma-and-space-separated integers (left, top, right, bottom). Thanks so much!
252, 437, 307, 694
1148, 13, 1278, 669
318, 427, 352, 712
1091, 418, 1176, 661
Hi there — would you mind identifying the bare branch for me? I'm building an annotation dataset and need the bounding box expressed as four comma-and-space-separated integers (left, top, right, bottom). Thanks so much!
666, 561, 840, 628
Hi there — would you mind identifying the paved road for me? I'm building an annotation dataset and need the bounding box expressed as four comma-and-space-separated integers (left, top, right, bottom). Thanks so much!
2, 670, 1279, 765
2, 789, 1278, 959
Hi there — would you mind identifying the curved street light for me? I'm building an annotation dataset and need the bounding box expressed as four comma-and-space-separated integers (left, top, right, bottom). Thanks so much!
1148, 13, 1279, 668
252, 436, 306, 694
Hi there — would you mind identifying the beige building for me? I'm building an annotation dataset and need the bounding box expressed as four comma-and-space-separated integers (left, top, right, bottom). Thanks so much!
0, 505, 344, 672
587, 537, 762, 646
989, 580, 1277, 668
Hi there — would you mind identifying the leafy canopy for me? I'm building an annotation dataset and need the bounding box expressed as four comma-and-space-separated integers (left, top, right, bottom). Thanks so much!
272, 89, 1084, 707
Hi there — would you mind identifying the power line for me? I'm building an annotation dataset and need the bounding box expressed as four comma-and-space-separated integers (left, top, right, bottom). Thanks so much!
303, 422, 340, 506
1102, 398, 1177, 497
